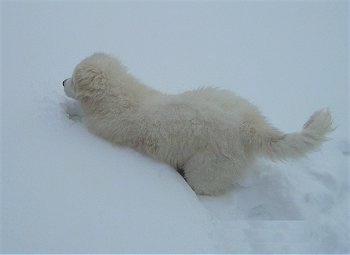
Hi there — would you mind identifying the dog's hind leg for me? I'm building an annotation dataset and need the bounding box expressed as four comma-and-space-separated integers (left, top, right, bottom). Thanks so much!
183, 150, 246, 195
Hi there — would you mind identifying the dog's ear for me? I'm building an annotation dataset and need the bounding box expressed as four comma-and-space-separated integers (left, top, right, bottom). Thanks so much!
73, 64, 108, 99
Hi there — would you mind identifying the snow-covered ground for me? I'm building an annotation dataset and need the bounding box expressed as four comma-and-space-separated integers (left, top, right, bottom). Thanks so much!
1, 1, 349, 253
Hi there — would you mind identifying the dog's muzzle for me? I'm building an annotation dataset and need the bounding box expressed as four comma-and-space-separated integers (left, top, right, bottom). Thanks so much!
63, 78, 76, 99
62, 78, 68, 87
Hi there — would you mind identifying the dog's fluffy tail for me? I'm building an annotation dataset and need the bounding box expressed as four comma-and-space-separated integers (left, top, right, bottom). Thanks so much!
251, 109, 334, 160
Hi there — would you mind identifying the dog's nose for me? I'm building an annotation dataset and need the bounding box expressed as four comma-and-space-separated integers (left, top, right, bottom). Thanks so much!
63, 79, 68, 86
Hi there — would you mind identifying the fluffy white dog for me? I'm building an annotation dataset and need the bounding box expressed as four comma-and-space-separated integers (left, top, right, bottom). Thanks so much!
63, 53, 333, 195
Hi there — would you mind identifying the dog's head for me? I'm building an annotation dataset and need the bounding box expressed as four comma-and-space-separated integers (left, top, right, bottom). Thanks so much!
63, 53, 119, 100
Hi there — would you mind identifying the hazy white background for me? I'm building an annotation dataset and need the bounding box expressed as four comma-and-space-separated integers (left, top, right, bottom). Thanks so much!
1, 1, 349, 253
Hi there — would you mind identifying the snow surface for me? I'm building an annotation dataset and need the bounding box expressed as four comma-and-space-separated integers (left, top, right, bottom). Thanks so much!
1, 1, 349, 253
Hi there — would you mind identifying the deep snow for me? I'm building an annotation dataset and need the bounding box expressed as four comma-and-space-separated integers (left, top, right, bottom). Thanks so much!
1, 1, 349, 253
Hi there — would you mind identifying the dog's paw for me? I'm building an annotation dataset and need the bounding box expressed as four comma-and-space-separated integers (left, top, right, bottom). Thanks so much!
61, 100, 83, 122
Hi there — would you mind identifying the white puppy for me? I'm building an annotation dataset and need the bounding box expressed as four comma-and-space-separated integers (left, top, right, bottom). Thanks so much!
63, 53, 333, 195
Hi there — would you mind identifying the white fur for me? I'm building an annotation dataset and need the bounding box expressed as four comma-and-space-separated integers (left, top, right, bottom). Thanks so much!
63, 53, 334, 195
